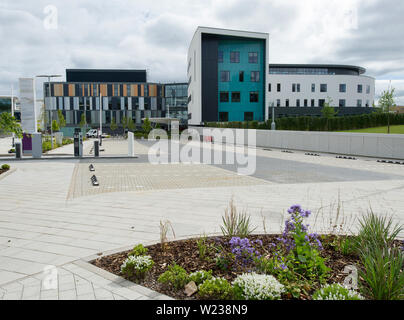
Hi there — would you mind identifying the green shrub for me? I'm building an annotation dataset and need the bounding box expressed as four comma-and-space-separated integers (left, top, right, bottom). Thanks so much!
198, 277, 233, 300
1, 164, 10, 170
120, 255, 154, 281
158, 264, 189, 290
196, 235, 209, 260
336, 236, 357, 256
129, 244, 148, 257
189, 270, 213, 286
313, 283, 364, 300
232, 273, 285, 300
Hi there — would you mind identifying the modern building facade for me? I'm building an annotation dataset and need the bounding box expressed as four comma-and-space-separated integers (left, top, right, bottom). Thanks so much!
268, 64, 375, 117
187, 27, 269, 125
44, 69, 188, 130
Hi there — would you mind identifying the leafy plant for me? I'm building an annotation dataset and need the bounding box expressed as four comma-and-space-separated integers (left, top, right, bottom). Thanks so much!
51, 119, 60, 132
189, 270, 213, 286
129, 244, 148, 257
232, 273, 285, 300
0, 112, 22, 138
196, 234, 209, 260
120, 255, 154, 281
336, 236, 356, 256
359, 243, 404, 300
198, 277, 233, 300
221, 198, 256, 238
158, 264, 189, 290
355, 211, 402, 252
215, 250, 234, 272
57, 110, 66, 129
1, 164, 10, 171
313, 283, 364, 300
109, 117, 117, 132
142, 117, 152, 136
159, 220, 175, 252
229, 237, 262, 270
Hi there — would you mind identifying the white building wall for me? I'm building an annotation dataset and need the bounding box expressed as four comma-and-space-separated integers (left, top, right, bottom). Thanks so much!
268, 74, 375, 108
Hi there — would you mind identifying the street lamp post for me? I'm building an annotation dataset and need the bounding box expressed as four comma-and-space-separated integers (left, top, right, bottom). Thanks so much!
11, 85, 15, 147
36, 75, 62, 149
271, 103, 276, 130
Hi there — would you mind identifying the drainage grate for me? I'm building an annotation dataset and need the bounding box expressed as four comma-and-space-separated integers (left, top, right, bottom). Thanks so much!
89, 164, 95, 172
305, 153, 320, 157
377, 160, 404, 165
282, 150, 294, 154
336, 156, 357, 160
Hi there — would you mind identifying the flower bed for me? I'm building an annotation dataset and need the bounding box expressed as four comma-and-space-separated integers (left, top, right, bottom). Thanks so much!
0, 164, 10, 175
92, 205, 404, 300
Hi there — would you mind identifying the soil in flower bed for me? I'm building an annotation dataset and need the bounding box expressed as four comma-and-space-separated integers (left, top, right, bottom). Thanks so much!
0, 169, 9, 175
92, 234, 365, 300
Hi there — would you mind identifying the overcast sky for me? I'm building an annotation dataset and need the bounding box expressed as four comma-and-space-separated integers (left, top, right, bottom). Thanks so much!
0, 0, 403, 104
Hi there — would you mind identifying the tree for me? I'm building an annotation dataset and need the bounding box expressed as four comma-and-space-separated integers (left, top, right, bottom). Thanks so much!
321, 98, 338, 131
79, 113, 87, 129
110, 117, 117, 132
378, 87, 396, 133
127, 118, 135, 132
142, 117, 152, 135
51, 119, 60, 132
0, 112, 23, 138
121, 115, 128, 133
57, 110, 66, 129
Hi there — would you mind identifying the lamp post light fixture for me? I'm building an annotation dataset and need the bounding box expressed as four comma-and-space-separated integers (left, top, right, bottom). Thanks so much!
271, 102, 276, 131
36, 74, 62, 149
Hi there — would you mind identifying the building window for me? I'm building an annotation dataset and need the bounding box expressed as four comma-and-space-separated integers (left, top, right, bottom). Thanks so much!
320, 84, 327, 92
304, 99, 308, 107
268, 83, 271, 92
312, 84, 316, 92
231, 92, 241, 102
292, 83, 300, 92
297, 84, 300, 92
244, 112, 254, 121
357, 99, 362, 107
358, 85, 363, 93
239, 71, 244, 82
230, 51, 240, 63
220, 92, 229, 103
277, 83, 281, 92
188, 95, 192, 103
311, 99, 315, 107
366, 100, 370, 107
219, 112, 228, 122
285, 99, 289, 107
276, 99, 281, 107
248, 52, 258, 63
250, 92, 259, 103
292, 84, 296, 92
296, 99, 300, 107
339, 99, 346, 107
113, 84, 119, 96
218, 51, 224, 63
127, 84, 131, 96
220, 71, 230, 82
366, 85, 370, 94
251, 71, 260, 82
319, 99, 325, 107
340, 84, 346, 93
93, 84, 98, 97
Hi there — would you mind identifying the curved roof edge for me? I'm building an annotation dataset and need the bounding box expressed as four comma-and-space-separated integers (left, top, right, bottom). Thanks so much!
269, 64, 366, 75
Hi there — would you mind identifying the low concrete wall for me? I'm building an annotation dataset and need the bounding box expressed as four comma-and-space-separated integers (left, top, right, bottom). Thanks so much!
189, 127, 404, 160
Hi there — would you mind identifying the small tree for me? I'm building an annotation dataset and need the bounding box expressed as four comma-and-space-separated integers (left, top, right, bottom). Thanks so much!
57, 110, 66, 129
122, 115, 128, 133
52, 119, 60, 132
0, 112, 23, 138
378, 87, 396, 133
127, 118, 135, 132
321, 98, 338, 131
142, 117, 152, 135
110, 117, 117, 132
79, 113, 87, 130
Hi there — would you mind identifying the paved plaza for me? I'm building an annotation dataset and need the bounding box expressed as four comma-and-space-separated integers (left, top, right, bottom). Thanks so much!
1, 138, 404, 300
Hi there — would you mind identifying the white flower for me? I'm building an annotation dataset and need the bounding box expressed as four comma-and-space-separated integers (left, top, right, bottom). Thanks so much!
232, 273, 285, 300
121, 255, 154, 272
313, 283, 364, 300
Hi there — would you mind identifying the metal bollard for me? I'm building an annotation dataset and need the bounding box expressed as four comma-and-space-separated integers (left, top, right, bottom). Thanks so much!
94, 140, 99, 157
15, 142, 22, 159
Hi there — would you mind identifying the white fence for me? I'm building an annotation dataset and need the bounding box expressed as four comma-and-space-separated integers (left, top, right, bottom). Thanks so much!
189, 127, 404, 159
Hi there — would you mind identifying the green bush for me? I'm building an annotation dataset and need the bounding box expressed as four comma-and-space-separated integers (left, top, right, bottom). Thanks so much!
188, 270, 213, 286
158, 264, 189, 290
1, 164, 10, 170
313, 284, 364, 300
232, 273, 285, 300
129, 244, 148, 257
120, 255, 154, 281
198, 277, 233, 300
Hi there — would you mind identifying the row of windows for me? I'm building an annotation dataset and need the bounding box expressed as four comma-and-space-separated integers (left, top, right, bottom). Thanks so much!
220, 71, 260, 82
218, 51, 258, 64
269, 83, 372, 94
274, 99, 372, 107
218, 112, 255, 122
219, 91, 259, 103
269, 67, 332, 75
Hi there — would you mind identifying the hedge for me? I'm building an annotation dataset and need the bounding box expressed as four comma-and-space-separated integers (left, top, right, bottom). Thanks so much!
205, 113, 404, 132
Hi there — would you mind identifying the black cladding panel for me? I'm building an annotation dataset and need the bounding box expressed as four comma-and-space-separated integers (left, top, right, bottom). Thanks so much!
66, 69, 147, 83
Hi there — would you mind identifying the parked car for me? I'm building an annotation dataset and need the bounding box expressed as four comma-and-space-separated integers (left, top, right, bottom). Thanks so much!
86, 129, 98, 138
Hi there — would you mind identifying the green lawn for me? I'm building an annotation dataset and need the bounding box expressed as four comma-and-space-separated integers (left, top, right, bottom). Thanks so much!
340, 125, 404, 134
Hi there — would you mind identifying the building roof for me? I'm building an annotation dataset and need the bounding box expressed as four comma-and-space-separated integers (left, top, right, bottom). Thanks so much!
269, 64, 366, 75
